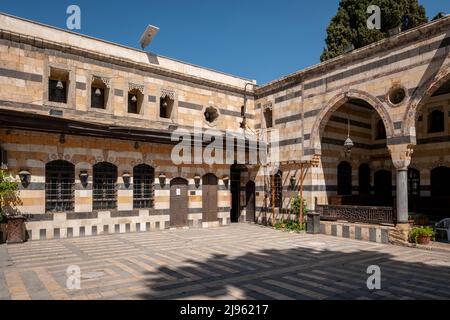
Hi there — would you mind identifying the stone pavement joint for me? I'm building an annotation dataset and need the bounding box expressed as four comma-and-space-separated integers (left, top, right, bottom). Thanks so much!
1, 224, 450, 300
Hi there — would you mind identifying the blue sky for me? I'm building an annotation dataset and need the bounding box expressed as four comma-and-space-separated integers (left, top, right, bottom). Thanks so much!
1, 0, 448, 84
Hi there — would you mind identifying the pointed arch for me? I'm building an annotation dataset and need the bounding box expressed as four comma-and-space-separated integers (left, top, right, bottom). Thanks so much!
309, 89, 393, 152
403, 67, 450, 136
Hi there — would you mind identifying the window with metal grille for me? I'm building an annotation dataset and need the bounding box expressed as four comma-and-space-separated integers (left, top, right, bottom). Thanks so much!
271, 171, 283, 208
133, 164, 155, 209
45, 160, 75, 212
408, 168, 420, 196
93, 162, 117, 210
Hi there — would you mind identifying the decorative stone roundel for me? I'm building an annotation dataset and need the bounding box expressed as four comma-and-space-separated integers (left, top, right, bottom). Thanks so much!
388, 86, 407, 106
204, 106, 220, 125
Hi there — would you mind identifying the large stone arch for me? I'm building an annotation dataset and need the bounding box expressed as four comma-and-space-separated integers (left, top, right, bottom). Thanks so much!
309, 89, 394, 152
403, 67, 450, 136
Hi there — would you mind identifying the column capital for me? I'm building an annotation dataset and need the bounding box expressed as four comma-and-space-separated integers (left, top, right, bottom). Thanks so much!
387, 143, 414, 170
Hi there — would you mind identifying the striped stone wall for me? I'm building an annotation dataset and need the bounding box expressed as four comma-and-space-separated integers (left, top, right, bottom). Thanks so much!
0, 129, 234, 240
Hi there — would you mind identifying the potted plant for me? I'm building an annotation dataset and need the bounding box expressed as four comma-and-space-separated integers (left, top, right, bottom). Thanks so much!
409, 226, 435, 245
0, 170, 23, 243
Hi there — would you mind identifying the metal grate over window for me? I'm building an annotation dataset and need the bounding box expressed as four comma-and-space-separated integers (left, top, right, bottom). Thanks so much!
45, 160, 75, 212
270, 171, 283, 208
93, 162, 117, 210
133, 164, 155, 209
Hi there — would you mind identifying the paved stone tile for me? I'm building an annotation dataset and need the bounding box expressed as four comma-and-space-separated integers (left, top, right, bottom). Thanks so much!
1, 224, 450, 300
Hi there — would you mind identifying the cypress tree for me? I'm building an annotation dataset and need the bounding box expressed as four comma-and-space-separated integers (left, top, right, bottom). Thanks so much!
321, 0, 428, 62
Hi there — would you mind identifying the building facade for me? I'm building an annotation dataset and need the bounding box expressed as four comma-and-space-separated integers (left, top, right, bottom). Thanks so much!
0, 13, 449, 242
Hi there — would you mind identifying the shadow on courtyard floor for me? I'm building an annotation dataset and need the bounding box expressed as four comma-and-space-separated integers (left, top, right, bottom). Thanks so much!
136, 243, 450, 300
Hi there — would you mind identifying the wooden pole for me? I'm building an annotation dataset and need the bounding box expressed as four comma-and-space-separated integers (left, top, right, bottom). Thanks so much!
271, 174, 275, 226
299, 165, 304, 225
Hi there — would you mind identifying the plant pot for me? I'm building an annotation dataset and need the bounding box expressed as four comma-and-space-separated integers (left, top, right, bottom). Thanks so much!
0, 223, 6, 243
6, 216, 26, 244
417, 235, 431, 245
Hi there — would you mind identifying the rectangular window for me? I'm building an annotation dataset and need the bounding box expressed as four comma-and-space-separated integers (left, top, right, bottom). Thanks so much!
264, 109, 273, 128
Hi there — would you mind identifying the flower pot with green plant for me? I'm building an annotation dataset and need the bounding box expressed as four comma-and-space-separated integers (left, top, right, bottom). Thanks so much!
0, 169, 23, 243
409, 226, 435, 245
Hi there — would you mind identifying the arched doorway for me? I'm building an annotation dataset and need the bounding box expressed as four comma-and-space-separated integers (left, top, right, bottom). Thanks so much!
230, 164, 247, 223
358, 163, 371, 196
318, 94, 392, 210
202, 174, 218, 222
170, 177, 188, 227
245, 181, 256, 223
431, 166, 450, 197
374, 170, 392, 202
337, 161, 352, 196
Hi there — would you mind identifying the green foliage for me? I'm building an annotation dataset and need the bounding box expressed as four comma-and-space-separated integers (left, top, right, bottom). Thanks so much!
291, 195, 308, 218
275, 220, 306, 233
0, 170, 20, 222
409, 226, 435, 244
321, 0, 428, 61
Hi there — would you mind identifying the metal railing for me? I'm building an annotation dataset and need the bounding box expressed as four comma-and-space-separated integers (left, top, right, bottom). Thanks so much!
316, 204, 396, 225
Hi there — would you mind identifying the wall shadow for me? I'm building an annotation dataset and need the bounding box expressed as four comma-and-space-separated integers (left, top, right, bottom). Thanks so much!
136, 242, 450, 300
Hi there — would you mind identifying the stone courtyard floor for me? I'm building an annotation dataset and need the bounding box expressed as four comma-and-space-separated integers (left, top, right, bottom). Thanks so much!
0, 224, 450, 300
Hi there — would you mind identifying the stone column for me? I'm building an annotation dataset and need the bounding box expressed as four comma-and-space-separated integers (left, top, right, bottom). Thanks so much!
388, 143, 414, 244
396, 168, 408, 224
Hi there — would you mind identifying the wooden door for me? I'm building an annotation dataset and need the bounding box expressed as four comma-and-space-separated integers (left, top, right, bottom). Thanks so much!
246, 181, 255, 223
170, 178, 188, 227
202, 174, 218, 222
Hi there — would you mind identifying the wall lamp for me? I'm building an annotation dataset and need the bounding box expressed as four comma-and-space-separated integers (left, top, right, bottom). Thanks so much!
18, 170, 31, 188
123, 172, 131, 188
290, 176, 296, 190
222, 175, 230, 189
194, 175, 201, 189
79, 171, 89, 188
159, 173, 166, 188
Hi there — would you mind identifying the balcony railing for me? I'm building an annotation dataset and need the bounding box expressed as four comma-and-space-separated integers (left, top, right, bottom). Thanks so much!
316, 204, 396, 225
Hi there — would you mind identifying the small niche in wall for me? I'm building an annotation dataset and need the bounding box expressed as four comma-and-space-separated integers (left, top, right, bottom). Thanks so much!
49, 67, 69, 104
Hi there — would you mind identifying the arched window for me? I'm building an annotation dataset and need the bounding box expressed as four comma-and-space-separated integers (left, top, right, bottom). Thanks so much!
374, 170, 392, 198
431, 166, 450, 197
93, 162, 117, 210
133, 164, 155, 209
45, 160, 75, 212
337, 162, 352, 196
408, 168, 420, 196
358, 164, 371, 195
428, 110, 445, 133
375, 119, 386, 140
271, 171, 283, 208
